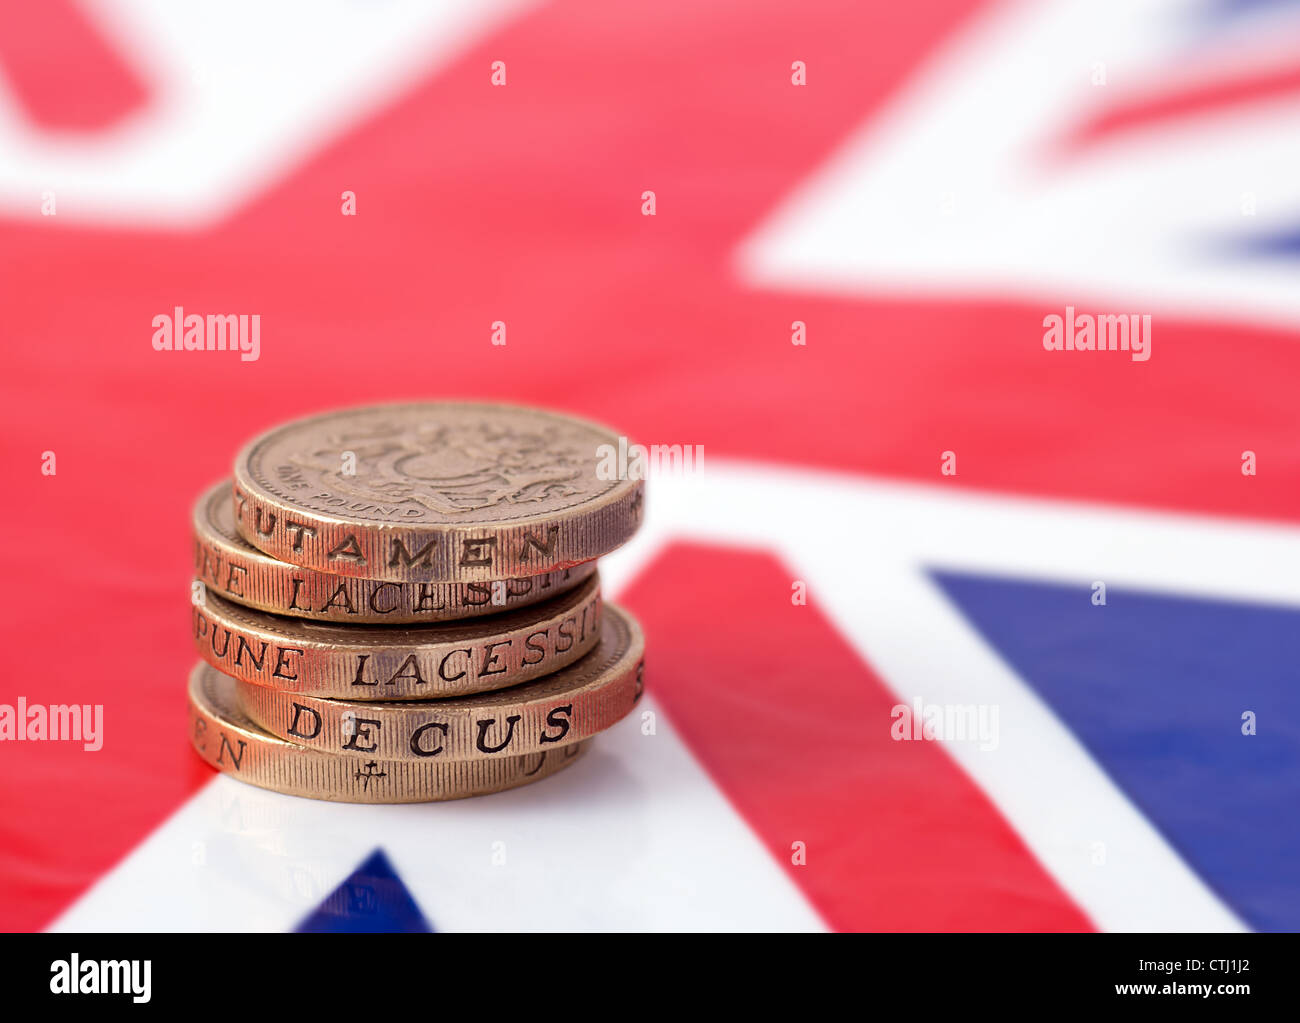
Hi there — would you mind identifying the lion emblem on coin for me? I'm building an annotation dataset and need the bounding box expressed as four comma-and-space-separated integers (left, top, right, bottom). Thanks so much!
290, 419, 589, 514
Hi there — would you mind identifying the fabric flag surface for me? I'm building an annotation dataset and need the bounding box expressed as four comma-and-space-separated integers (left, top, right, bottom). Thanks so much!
0, 0, 1298, 933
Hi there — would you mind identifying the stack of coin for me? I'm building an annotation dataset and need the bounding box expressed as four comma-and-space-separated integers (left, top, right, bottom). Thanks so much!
187, 402, 646, 803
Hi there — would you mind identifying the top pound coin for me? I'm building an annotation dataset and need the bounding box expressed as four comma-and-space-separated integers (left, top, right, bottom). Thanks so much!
232, 402, 644, 583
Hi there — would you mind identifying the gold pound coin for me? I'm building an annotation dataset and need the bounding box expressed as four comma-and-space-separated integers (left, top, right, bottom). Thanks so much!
238, 602, 645, 762
193, 479, 595, 623
188, 663, 587, 803
231, 402, 644, 583
192, 573, 602, 700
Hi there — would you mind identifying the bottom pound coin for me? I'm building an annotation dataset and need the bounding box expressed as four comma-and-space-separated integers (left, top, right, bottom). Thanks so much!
187, 662, 586, 803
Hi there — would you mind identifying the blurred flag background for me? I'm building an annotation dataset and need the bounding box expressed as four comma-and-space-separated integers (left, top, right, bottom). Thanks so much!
1, 0, 1298, 932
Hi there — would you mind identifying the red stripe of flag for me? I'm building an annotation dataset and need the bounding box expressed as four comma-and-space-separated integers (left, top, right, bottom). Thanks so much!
621, 542, 1094, 931
1060, 59, 1300, 155
0, 0, 149, 131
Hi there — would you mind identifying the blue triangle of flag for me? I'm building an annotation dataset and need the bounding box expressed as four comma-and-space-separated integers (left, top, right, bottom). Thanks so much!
931, 569, 1300, 932
296, 848, 434, 933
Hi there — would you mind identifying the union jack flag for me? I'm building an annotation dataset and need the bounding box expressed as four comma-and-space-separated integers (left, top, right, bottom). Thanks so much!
1, 0, 1297, 933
